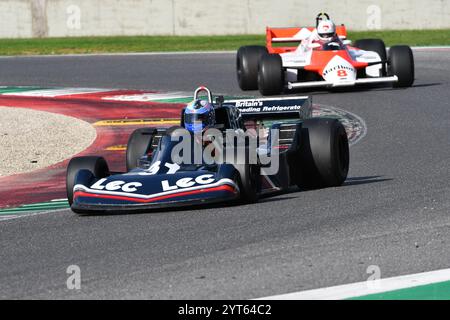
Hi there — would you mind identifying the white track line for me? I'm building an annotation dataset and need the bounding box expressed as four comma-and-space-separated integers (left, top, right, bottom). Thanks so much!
411, 46, 450, 50
255, 268, 450, 300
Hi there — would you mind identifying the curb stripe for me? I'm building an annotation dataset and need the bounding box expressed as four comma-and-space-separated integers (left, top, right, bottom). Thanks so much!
0, 200, 69, 214
1, 87, 112, 97
94, 118, 179, 126
350, 280, 450, 300
255, 268, 450, 300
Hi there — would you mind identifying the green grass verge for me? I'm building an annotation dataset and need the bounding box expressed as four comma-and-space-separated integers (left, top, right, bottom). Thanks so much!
0, 29, 449, 56
349, 280, 450, 300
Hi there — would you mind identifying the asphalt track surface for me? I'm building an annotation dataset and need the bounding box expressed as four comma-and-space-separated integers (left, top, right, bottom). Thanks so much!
0, 50, 449, 299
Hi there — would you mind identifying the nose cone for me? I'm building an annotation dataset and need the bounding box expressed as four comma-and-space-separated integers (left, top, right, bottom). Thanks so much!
322, 55, 356, 83
72, 170, 239, 209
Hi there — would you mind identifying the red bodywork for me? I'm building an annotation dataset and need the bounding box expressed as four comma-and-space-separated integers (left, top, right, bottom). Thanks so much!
266, 26, 370, 75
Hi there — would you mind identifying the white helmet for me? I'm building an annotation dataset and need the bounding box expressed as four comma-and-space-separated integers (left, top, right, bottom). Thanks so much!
317, 20, 336, 40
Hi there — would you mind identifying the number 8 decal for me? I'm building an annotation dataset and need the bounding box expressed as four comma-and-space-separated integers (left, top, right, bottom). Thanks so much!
337, 69, 348, 77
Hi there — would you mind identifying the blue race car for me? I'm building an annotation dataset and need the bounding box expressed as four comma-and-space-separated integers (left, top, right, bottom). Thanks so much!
66, 86, 349, 214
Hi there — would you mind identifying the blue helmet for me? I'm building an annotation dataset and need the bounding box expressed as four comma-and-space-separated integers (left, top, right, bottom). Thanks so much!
184, 99, 216, 133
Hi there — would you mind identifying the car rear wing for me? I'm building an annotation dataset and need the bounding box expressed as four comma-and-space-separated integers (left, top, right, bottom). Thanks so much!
223, 96, 312, 120
266, 26, 347, 54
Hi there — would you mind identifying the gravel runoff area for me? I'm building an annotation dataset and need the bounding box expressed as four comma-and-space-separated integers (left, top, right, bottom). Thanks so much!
0, 107, 96, 177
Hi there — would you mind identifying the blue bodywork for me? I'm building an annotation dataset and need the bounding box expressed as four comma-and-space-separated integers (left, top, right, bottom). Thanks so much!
69, 96, 313, 213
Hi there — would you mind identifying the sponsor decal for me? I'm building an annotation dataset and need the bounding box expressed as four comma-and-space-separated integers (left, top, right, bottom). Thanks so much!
238, 105, 305, 113
231, 98, 311, 115
73, 177, 238, 203
161, 174, 215, 192
90, 179, 142, 193
235, 100, 263, 108
322, 55, 356, 81
238, 106, 261, 113
262, 105, 304, 112
322, 64, 354, 77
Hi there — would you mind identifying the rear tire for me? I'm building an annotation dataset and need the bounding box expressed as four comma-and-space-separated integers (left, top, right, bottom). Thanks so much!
354, 39, 387, 76
66, 156, 109, 206
296, 118, 349, 189
389, 45, 414, 87
258, 54, 284, 96
236, 46, 268, 90
126, 128, 156, 171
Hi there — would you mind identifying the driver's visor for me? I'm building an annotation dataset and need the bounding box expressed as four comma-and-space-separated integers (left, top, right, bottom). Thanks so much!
319, 33, 334, 39
184, 113, 208, 124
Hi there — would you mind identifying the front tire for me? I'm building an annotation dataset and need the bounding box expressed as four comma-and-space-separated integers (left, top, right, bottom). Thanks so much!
126, 128, 156, 171
296, 118, 349, 189
258, 53, 284, 96
236, 46, 268, 90
235, 163, 260, 203
227, 145, 260, 203
389, 45, 415, 88
66, 156, 109, 206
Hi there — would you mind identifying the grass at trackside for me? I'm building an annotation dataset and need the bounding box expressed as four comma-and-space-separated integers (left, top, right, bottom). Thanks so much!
348, 29, 450, 47
0, 29, 449, 56
349, 280, 450, 300
0, 35, 264, 55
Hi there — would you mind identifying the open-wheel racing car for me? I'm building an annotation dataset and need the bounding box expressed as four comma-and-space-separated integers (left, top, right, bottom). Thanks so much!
66, 86, 349, 214
237, 12, 415, 95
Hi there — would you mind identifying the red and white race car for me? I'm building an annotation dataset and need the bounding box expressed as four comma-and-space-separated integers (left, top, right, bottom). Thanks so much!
236, 13, 414, 95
